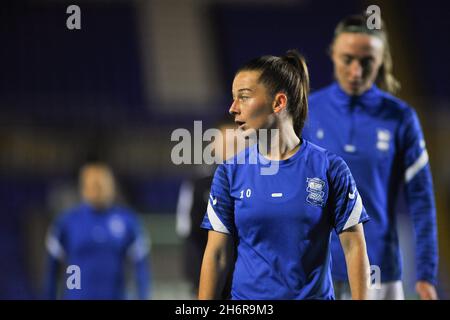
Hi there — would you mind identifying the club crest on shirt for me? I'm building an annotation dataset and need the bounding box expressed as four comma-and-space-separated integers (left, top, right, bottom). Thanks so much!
109, 215, 126, 239
376, 128, 391, 151
306, 177, 325, 207
316, 128, 325, 139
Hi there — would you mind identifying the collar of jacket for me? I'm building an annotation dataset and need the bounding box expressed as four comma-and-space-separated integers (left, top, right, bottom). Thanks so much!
329, 82, 384, 114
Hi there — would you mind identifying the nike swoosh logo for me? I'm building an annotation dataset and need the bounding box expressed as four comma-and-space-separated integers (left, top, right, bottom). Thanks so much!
348, 189, 356, 200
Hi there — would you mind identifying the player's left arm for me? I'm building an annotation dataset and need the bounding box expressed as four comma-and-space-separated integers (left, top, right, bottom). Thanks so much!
329, 153, 371, 300
339, 223, 370, 300
400, 108, 438, 299
128, 217, 152, 300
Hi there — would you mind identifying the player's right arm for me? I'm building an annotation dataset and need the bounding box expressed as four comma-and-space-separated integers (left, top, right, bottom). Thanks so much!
198, 230, 234, 299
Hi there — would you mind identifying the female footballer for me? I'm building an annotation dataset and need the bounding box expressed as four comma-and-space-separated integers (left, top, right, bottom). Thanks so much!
303, 14, 438, 300
198, 50, 370, 300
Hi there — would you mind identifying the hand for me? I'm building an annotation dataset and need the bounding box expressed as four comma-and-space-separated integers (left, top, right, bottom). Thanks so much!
416, 281, 438, 300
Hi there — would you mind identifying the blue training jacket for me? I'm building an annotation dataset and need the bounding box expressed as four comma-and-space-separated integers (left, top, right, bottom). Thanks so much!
44, 203, 151, 299
303, 82, 438, 284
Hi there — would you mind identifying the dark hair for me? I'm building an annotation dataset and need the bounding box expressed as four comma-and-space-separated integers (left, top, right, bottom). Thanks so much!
332, 14, 400, 94
236, 49, 310, 137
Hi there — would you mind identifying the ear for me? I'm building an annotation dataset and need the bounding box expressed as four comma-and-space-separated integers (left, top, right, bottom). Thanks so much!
272, 93, 287, 113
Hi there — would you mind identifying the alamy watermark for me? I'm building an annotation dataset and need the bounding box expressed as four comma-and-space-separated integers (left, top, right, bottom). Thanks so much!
66, 265, 81, 290
366, 5, 381, 30
66, 5, 81, 30
368, 265, 381, 290
171, 121, 281, 175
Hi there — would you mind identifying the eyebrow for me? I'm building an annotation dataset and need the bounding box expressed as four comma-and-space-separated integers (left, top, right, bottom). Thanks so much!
342, 53, 375, 60
237, 88, 253, 93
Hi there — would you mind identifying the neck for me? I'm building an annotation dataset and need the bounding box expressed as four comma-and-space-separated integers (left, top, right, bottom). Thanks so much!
258, 122, 300, 160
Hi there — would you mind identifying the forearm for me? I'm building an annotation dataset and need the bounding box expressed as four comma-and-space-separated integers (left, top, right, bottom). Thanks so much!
198, 250, 228, 299
44, 256, 60, 299
198, 240, 232, 299
135, 257, 151, 300
344, 240, 370, 300
340, 224, 370, 300
405, 165, 438, 283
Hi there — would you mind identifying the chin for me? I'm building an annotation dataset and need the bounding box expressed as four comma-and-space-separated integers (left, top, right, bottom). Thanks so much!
239, 127, 258, 142
346, 87, 361, 96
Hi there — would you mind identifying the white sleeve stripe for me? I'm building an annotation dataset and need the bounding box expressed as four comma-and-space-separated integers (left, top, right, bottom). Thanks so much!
405, 149, 429, 183
342, 193, 363, 231
207, 200, 230, 234
45, 232, 65, 260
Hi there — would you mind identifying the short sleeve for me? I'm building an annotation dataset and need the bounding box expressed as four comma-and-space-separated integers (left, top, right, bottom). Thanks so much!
328, 154, 370, 234
200, 164, 235, 235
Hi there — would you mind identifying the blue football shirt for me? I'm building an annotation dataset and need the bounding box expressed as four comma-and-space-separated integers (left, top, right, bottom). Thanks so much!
44, 203, 151, 299
201, 139, 369, 299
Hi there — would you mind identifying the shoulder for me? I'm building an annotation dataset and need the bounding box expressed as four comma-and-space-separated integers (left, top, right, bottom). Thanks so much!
309, 84, 334, 100
56, 203, 85, 224
378, 89, 417, 121
111, 205, 141, 225
305, 140, 349, 174
308, 84, 334, 105
305, 140, 339, 163
115, 204, 139, 216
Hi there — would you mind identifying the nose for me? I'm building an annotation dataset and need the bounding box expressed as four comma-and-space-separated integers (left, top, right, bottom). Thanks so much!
229, 99, 240, 115
349, 60, 363, 79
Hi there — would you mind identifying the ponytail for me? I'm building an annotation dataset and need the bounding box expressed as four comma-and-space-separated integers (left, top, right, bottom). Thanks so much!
283, 50, 310, 136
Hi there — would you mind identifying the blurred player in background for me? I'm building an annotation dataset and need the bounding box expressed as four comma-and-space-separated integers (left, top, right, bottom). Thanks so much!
303, 14, 438, 299
199, 50, 370, 300
44, 162, 151, 299
176, 118, 238, 298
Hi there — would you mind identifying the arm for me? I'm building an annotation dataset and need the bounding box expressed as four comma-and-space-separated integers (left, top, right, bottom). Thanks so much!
43, 223, 66, 299
43, 254, 61, 299
416, 281, 437, 300
129, 227, 152, 300
198, 230, 234, 300
134, 255, 151, 300
327, 153, 370, 299
126, 214, 152, 300
401, 109, 438, 299
339, 223, 370, 300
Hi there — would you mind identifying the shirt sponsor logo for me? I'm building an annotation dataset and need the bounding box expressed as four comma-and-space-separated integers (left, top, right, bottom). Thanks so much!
348, 188, 356, 200
306, 177, 325, 207
209, 194, 218, 205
